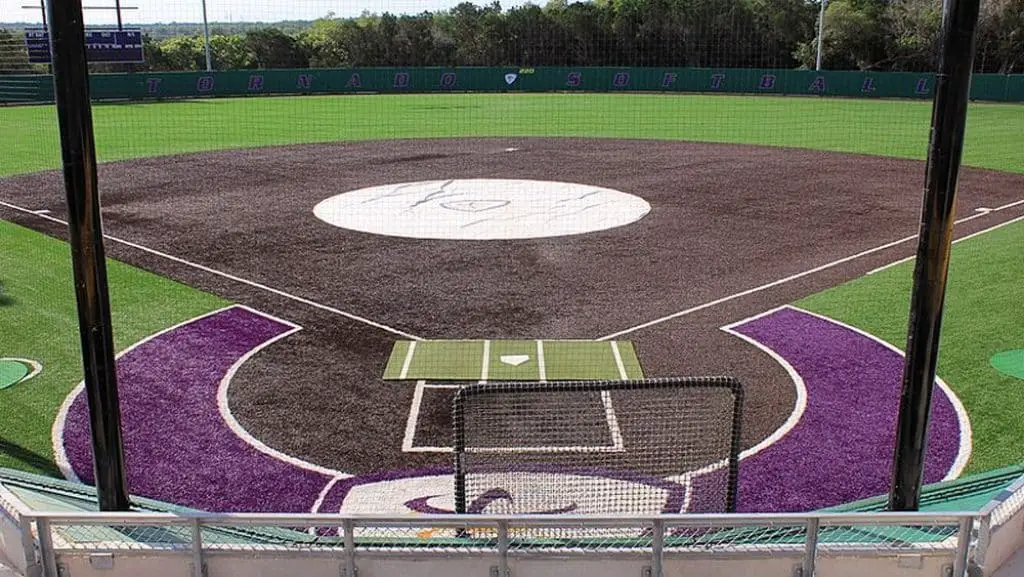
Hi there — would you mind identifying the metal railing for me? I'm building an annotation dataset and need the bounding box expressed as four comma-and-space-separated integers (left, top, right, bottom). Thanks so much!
23, 510, 978, 577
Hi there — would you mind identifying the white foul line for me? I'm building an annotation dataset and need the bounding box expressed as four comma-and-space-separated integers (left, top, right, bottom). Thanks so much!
480, 340, 491, 383
866, 213, 1024, 276
0, 199, 422, 341
398, 341, 417, 379
605, 341, 626, 450
401, 380, 428, 453
536, 340, 547, 382
599, 198, 1024, 340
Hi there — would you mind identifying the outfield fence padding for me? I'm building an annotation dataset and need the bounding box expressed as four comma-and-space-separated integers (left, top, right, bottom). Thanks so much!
2, 67, 1023, 104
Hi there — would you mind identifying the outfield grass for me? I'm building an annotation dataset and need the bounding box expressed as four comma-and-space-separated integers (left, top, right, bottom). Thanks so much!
797, 219, 1024, 474
0, 221, 228, 474
1, 93, 1023, 177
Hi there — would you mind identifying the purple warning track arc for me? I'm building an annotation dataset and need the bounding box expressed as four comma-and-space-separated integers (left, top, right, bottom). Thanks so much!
58, 306, 336, 513
55, 303, 970, 515
719, 306, 968, 512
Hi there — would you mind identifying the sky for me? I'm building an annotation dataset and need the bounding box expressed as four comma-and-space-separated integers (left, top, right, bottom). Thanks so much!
0, 0, 534, 24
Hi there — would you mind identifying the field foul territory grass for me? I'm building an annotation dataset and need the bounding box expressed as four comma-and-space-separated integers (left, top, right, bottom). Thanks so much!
384, 340, 644, 382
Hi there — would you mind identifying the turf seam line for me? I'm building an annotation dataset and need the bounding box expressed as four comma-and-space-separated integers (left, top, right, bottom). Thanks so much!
0, 200, 423, 341
599, 199, 1024, 340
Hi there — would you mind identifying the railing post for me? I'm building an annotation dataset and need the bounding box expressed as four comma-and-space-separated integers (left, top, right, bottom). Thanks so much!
343, 519, 357, 577
191, 518, 204, 577
36, 518, 57, 577
802, 518, 820, 577
498, 520, 510, 577
973, 513, 991, 571
953, 516, 973, 577
20, 514, 42, 577
652, 519, 665, 577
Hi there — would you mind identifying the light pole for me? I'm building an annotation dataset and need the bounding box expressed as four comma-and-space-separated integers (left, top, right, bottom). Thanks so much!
201, 0, 212, 71
815, 0, 827, 70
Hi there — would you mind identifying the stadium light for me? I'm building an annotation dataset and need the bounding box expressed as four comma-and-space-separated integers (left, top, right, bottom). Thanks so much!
202, 0, 212, 71
815, 0, 827, 70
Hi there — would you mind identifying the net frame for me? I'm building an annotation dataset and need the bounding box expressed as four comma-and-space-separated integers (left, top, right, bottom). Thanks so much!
452, 376, 744, 516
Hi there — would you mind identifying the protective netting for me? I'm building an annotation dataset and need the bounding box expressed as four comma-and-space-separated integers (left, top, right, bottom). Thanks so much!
453, 377, 743, 521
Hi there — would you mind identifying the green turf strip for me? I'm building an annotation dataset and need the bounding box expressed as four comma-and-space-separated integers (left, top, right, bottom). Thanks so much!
1, 94, 1022, 178
383, 340, 644, 381
0, 221, 228, 475
797, 219, 1024, 474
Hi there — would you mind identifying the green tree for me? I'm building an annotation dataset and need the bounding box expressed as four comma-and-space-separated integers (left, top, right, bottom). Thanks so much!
209, 34, 253, 70
244, 27, 308, 69
884, 0, 941, 71
0, 29, 36, 74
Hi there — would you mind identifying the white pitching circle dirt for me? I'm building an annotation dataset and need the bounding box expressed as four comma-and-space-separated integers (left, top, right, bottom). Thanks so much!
313, 179, 650, 240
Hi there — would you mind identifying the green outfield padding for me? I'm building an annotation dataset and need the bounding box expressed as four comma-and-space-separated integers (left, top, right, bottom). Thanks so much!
383, 340, 644, 381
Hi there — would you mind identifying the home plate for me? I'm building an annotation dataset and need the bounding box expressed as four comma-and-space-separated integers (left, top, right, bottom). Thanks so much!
500, 355, 530, 366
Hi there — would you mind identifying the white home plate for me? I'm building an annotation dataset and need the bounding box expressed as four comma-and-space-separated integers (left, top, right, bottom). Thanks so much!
500, 354, 530, 366
313, 179, 651, 240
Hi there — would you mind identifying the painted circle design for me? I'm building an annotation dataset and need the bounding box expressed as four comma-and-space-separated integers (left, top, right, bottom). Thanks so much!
0, 358, 40, 390
313, 179, 651, 240
991, 349, 1024, 380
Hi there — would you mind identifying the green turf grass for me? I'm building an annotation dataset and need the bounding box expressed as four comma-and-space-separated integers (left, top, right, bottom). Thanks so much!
1, 94, 1022, 177
797, 219, 1024, 474
382, 339, 643, 381
0, 221, 228, 475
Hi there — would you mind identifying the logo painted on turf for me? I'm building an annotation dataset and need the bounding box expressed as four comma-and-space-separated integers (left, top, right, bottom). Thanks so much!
0, 358, 41, 390
324, 469, 690, 516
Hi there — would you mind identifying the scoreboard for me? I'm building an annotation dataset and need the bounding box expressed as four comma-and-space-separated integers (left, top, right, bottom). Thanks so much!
25, 28, 145, 64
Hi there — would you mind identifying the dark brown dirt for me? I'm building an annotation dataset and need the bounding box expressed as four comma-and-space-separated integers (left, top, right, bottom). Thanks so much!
2, 137, 1022, 476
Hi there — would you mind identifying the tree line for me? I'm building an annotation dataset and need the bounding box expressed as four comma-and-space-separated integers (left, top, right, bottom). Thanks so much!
1, 0, 1021, 75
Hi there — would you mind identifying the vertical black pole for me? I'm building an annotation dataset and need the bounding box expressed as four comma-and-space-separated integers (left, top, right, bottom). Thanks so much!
888, 0, 981, 512
47, 0, 131, 511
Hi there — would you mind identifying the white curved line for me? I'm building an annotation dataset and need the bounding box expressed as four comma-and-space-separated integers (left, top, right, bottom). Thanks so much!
52, 304, 246, 483
0, 358, 42, 384
664, 308, 809, 488
311, 476, 344, 514
216, 314, 352, 480
721, 307, 810, 460
789, 305, 972, 480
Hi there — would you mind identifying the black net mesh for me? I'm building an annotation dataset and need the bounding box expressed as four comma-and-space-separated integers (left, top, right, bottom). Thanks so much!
453, 377, 743, 518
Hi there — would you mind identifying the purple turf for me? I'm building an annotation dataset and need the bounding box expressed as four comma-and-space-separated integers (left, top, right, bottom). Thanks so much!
62, 307, 332, 512
716, 307, 962, 512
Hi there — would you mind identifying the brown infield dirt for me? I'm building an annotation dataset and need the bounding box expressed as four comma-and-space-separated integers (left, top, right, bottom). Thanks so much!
2, 137, 1022, 477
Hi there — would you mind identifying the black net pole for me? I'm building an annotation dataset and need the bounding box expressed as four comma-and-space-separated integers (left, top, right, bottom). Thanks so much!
888, 0, 981, 512
47, 0, 131, 511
